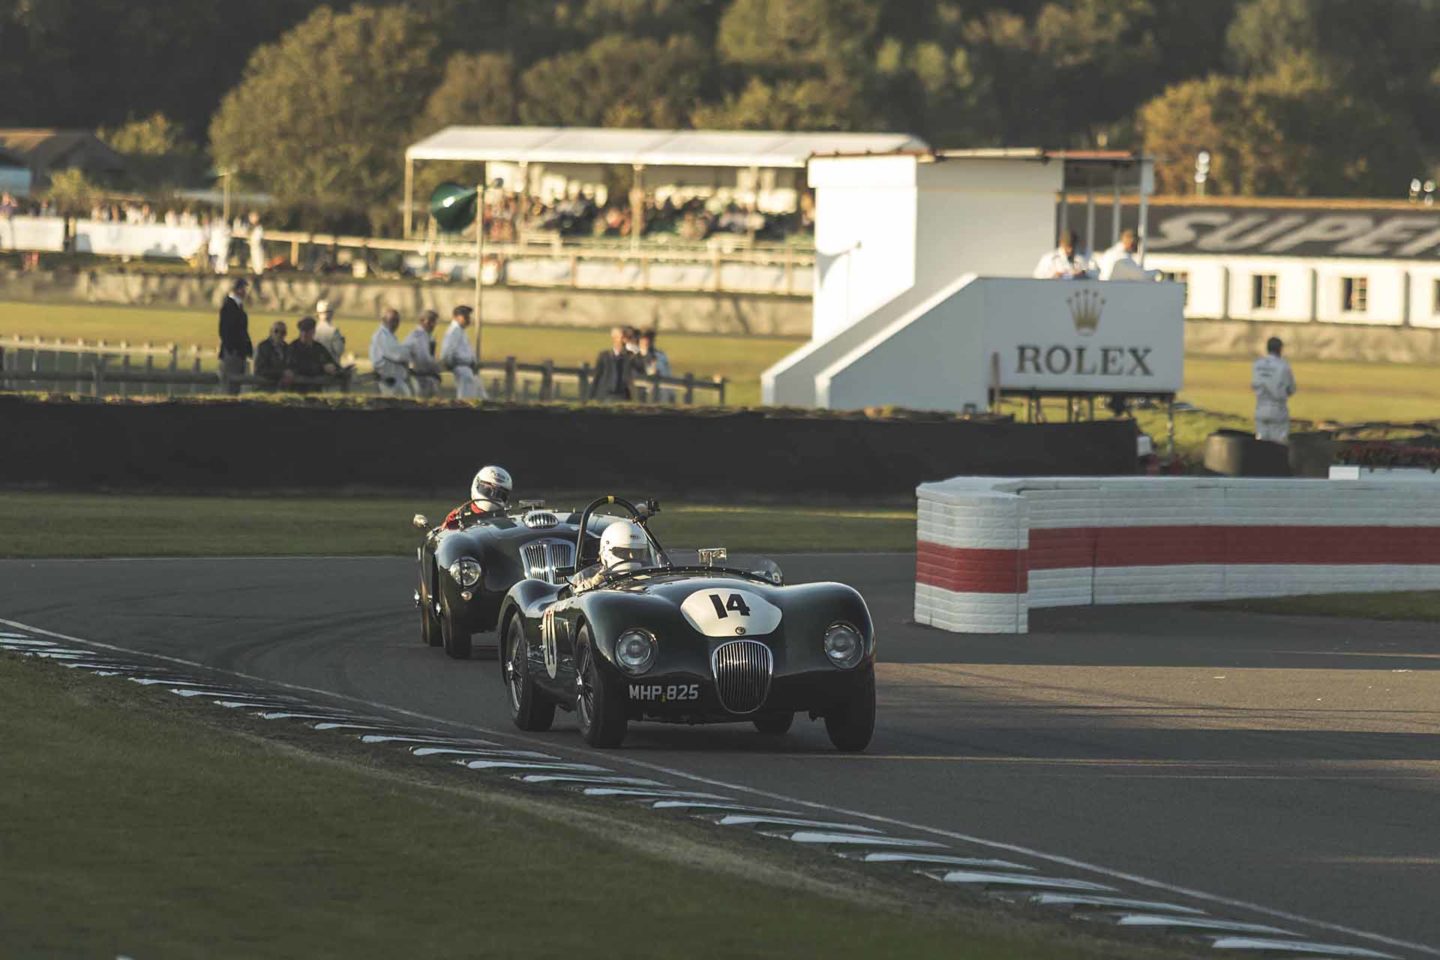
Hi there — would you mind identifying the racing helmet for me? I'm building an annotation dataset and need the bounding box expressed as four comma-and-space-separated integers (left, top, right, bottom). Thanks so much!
470, 465, 513, 513
598, 520, 655, 573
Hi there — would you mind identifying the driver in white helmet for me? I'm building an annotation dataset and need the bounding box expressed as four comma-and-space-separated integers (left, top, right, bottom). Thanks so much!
574, 520, 656, 590
441, 465, 514, 530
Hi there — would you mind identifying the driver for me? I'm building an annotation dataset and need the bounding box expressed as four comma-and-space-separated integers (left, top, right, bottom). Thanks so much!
441, 465, 514, 530
574, 520, 656, 589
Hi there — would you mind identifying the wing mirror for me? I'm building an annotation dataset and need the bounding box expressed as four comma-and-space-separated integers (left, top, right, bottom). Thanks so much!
412, 514, 430, 530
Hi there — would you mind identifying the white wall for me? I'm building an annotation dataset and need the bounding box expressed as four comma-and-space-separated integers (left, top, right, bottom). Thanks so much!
765, 154, 1062, 407
817, 278, 1184, 413
1144, 252, 1438, 328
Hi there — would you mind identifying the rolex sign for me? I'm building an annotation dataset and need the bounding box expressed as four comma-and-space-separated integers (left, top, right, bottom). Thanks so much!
986, 279, 1185, 395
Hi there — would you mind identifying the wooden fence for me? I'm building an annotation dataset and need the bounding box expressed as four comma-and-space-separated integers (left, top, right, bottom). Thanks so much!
0, 337, 725, 405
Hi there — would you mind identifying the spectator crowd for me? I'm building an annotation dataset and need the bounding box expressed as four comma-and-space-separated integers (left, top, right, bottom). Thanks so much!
215, 283, 678, 404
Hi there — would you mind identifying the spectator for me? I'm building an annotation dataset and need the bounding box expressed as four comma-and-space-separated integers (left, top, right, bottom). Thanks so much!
1252, 336, 1297, 444
1033, 229, 1094, 280
247, 211, 266, 279
287, 316, 341, 394
314, 300, 346, 362
0, 192, 17, 217
405, 309, 442, 398
1098, 229, 1157, 281
439, 304, 485, 400
369, 308, 412, 397
253, 320, 289, 389
636, 328, 673, 402
208, 217, 231, 274
589, 326, 635, 401
217, 277, 252, 394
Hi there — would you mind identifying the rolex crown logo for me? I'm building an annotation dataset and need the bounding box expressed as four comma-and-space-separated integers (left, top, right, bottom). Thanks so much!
1067, 288, 1104, 336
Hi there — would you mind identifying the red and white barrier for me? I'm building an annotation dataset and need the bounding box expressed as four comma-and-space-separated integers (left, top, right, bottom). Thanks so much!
915, 476, 1440, 633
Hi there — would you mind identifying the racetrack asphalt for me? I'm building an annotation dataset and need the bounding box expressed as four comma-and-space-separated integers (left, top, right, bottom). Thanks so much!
3, 552, 1437, 956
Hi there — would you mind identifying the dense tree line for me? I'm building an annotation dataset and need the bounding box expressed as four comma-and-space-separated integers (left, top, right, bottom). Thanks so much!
4, 0, 1436, 226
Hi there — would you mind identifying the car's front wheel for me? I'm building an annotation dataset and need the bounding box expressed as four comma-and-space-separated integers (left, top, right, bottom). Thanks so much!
440, 596, 472, 660
418, 579, 442, 648
824, 672, 875, 752
752, 712, 794, 735
504, 616, 554, 732
575, 626, 627, 748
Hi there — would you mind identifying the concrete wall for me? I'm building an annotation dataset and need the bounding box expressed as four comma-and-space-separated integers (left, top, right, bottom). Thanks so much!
915, 475, 1440, 634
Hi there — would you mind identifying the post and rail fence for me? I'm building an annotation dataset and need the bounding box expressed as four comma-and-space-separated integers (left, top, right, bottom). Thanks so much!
0, 336, 725, 406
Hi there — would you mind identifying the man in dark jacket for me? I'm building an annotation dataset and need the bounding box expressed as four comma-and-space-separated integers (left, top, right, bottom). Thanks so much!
253, 320, 288, 389
589, 325, 636, 401
217, 277, 252, 394
285, 315, 340, 394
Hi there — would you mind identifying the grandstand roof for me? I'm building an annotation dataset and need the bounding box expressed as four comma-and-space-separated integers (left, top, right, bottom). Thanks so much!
406, 126, 928, 168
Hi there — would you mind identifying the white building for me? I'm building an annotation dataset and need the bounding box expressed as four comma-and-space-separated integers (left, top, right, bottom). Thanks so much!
763, 149, 1185, 413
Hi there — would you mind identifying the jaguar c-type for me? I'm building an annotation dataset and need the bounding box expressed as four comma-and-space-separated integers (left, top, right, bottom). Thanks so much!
496, 497, 876, 750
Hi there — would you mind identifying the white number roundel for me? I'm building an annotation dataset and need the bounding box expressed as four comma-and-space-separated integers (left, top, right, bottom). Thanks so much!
680, 589, 782, 638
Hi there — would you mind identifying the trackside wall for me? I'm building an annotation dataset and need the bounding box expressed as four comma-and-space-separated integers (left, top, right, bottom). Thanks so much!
915, 476, 1440, 634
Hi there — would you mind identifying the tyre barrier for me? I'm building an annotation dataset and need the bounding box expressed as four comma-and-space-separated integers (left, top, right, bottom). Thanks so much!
915, 475, 1440, 634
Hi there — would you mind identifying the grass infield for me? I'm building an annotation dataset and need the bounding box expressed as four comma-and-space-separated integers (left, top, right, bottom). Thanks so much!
0, 654, 1139, 959
1209, 591, 1440, 622
0, 492, 916, 557
8, 299, 1440, 421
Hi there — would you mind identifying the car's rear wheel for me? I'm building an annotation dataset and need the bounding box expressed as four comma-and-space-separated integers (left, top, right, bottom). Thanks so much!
824, 672, 875, 752
575, 627, 627, 748
504, 616, 554, 732
752, 712, 794, 735
440, 596, 472, 660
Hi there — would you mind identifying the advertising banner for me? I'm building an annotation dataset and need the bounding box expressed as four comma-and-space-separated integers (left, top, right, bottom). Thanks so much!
983, 278, 1185, 394
73, 220, 207, 260
0, 215, 66, 252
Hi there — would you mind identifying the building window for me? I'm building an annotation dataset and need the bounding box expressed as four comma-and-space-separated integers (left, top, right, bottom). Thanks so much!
1433, 279, 1440, 315
1252, 274, 1278, 310
1161, 271, 1190, 306
1341, 276, 1368, 313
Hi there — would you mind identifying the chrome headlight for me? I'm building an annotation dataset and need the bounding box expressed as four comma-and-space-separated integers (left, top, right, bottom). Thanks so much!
614, 628, 657, 676
447, 558, 482, 588
823, 622, 864, 669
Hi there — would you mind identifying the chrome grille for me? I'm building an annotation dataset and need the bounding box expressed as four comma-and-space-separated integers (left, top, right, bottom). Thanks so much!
520, 539, 575, 584
710, 640, 773, 715
522, 510, 559, 529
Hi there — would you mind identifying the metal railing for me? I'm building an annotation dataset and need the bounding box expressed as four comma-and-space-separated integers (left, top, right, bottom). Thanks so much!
0, 338, 726, 405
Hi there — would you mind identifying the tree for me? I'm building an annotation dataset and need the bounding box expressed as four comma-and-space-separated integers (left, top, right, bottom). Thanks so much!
1140, 62, 1424, 197
416, 52, 519, 137
98, 113, 205, 189
209, 5, 442, 230
691, 76, 870, 130
715, 0, 880, 76
518, 34, 710, 127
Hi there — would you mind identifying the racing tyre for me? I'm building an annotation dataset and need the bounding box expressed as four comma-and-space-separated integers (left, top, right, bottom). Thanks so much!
575, 627, 627, 748
824, 672, 874, 752
419, 581, 442, 647
752, 712, 794, 735
440, 596, 472, 660
504, 616, 554, 732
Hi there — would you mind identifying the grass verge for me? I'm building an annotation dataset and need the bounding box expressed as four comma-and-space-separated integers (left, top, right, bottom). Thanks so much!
0, 654, 1161, 959
0, 301, 804, 407
1207, 591, 1440, 622
11, 300, 1440, 420
0, 492, 915, 557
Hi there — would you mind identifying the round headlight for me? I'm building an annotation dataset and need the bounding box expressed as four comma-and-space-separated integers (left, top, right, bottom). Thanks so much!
614, 628, 657, 675
823, 622, 864, 669
447, 558, 482, 588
